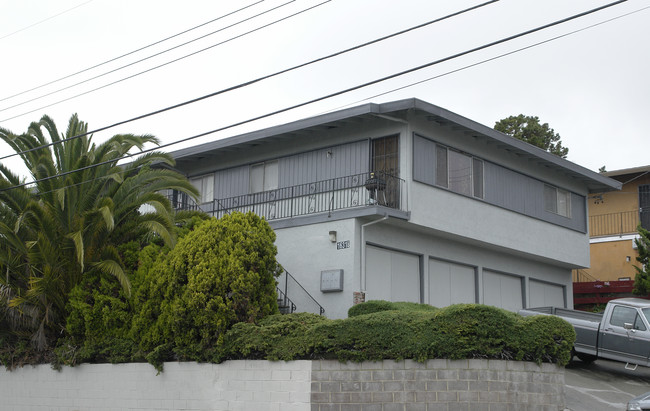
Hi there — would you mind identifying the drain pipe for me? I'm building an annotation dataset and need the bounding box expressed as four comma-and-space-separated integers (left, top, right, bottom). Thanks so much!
360, 215, 389, 294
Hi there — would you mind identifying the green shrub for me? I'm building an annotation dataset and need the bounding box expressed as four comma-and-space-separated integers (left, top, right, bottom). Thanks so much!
131, 212, 282, 368
425, 304, 518, 360
59, 271, 137, 366
221, 313, 327, 361
508, 314, 576, 365
222, 303, 575, 366
347, 300, 437, 317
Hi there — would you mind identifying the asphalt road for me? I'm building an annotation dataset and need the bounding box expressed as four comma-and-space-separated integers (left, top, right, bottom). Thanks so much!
564, 358, 650, 410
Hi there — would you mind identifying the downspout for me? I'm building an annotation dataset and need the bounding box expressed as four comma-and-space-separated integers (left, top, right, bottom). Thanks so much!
360, 215, 389, 293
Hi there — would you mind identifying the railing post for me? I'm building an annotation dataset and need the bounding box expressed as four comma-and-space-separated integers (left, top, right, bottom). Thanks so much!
328, 178, 335, 217
284, 270, 288, 307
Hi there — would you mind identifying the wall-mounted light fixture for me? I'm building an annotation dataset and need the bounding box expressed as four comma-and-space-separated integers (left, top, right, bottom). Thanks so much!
326, 150, 333, 158
329, 231, 337, 243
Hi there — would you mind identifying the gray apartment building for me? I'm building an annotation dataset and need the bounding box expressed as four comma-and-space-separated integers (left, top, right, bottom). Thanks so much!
165, 98, 621, 319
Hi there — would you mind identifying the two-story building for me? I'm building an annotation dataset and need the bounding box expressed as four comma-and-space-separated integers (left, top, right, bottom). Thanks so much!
577, 165, 650, 283
166, 98, 620, 318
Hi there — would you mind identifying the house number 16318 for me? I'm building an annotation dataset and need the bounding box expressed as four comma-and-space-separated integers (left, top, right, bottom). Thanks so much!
337, 240, 350, 250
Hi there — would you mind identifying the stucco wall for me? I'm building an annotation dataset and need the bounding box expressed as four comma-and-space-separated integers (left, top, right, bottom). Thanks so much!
274, 219, 358, 320
0, 360, 565, 411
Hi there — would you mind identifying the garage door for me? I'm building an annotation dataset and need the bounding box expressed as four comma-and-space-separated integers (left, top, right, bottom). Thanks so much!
529, 280, 565, 308
428, 258, 476, 307
365, 245, 420, 303
483, 270, 523, 311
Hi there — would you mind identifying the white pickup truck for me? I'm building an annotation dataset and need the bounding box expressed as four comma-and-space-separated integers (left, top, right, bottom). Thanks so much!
519, 298, 650, 368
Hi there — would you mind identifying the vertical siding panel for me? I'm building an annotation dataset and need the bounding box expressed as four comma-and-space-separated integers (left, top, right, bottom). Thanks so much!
413, 135, 435, 185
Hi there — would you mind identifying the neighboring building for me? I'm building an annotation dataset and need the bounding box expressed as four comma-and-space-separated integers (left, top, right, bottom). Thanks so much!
166, 98, 620, 318
577, 165, 650, 283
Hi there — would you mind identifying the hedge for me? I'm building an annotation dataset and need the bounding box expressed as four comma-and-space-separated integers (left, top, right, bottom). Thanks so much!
222, 302, 576, 366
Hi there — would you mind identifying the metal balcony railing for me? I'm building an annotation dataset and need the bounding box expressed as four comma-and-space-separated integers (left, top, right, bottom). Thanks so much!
169, 171, 406, 221
589, 210, 639, 237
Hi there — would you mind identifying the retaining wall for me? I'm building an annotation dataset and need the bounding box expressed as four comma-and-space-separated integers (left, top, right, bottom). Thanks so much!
0, 359, 564, 410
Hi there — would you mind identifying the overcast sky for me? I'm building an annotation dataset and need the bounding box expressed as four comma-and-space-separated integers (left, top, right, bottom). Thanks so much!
1, 0, 649, 180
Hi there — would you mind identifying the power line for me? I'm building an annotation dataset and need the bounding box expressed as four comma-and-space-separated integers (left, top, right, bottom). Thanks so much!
0, 0, 498, 162
0, 0, 327, 123
0, 0, 264, 103
0, 0, 94, 41
0, 0, 628, 195
0, 0, 291, 112
336, 4, 650, 111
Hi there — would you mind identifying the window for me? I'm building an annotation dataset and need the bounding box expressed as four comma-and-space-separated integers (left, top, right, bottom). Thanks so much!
190, 174, 214, 204
435, 145, 483, 199
372, 135, 399, 176
250, 160, 278, 193
544, 184, 571, 217
610, 306, 646, 330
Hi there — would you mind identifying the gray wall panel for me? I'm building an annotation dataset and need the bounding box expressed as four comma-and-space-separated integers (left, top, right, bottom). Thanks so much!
279, 140, 369, 187
214, 166, 249, 199
414, 135, 587, 233
413, 135, 436, 185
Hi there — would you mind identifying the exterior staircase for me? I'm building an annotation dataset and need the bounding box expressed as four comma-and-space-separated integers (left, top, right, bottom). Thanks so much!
276, 270, 325, 316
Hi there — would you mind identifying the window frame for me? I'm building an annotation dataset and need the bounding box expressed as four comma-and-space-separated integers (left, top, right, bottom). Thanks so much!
435, 144, 484, 199
249, 160, 279, 194
544, 184, 572, 218
190, 174, 214, 204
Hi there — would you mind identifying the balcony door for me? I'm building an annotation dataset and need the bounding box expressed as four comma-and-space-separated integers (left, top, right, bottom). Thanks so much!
640, 184, 650, 230
370, 135, 399, 207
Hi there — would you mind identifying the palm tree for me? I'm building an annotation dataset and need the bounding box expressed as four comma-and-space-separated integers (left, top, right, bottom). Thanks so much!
0, 114, 199, 350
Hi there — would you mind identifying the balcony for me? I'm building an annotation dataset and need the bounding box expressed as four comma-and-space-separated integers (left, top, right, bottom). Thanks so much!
169, 172, 407, 221
588, 210, 640, 237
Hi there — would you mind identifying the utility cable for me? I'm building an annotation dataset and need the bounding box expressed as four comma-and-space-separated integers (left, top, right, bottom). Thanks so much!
0, 1, 264, 103
336, 4, 650, 111
0, 0, 628, 194
0, 0, 291, 112
0, 0, 325, 122
0, 0, 94, 41
0, 0, 498, 162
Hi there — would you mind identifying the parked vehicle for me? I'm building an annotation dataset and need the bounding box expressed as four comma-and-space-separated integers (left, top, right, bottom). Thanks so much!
627, 391, 650, 410
519, 298, 650, 368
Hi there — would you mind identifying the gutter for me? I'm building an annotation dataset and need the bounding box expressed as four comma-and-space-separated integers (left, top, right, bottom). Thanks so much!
360, 214, 389, 292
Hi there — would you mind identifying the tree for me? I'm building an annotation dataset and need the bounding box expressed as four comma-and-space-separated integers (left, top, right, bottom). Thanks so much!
131, 212, 282, 368
633, 225, 650, 295
494, 114, 569, 158
0, 114, 199, 351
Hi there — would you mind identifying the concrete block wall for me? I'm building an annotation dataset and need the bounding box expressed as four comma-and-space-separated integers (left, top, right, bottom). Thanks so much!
0, 360, 312, 411
0, 359, 563, 410
311, 359, 565, 411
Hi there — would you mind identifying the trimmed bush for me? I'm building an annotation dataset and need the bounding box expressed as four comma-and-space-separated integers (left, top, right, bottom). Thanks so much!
131, 212, 282, 368
223, 303, 576, 366
347, 300, 437, 317
221, 313, 327, 361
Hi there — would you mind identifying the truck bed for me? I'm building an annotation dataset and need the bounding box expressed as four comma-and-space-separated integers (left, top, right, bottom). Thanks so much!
519, 306, 602, 324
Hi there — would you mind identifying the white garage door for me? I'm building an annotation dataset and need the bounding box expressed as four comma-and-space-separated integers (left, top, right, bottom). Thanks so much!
365, 245, 420, 303
529, 280, 565, 308
428, 258, 476, 307
483, 270, 523, 311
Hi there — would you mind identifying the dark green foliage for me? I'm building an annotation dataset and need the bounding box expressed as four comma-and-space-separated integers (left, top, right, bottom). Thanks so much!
131, 212, 282, 367
0, 114, 199, 352
508, 315, 576, 365
223, 303, 576, 366
222, 313, 327, 361
58, 271, 138, 366
425, 304, 518, 360
347, 300, 437, 317
494, 114, 569, 158
633, 225, 650, 295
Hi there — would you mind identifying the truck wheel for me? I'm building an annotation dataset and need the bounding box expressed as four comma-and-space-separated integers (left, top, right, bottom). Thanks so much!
576, 352, 597, 364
